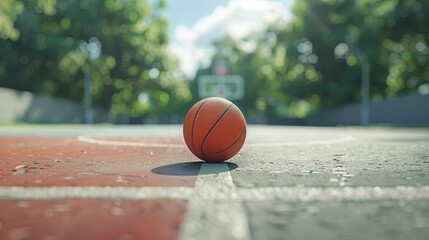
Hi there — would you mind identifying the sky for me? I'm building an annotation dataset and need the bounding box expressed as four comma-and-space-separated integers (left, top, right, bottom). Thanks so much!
165, 0, 295, 78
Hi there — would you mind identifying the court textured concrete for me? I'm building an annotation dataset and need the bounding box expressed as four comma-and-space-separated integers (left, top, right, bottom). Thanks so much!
0, 125, 428, 240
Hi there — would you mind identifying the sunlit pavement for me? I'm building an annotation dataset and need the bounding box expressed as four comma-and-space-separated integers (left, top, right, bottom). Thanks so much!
0, 125, 428, 240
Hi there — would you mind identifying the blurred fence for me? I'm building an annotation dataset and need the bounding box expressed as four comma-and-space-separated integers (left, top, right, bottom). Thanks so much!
0, 87, 110, 123
1, 87, 428, 125
306, 93, 429, 126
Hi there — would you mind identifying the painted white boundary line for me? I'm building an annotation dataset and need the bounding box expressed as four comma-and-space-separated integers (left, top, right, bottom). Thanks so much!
178, 163, 251, 240
0, 186, 192, 200
77, 135, 355, 148
1, 185, 429, 202
77, 135, 184, 148
238, 186, 429, 201
245, 135, 355, 147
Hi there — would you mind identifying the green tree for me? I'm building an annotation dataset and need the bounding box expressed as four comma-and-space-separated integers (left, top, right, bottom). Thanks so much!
197, 0, 429, 118
0, 0, 191, 118
281, 0, 429, 114
0, 0, 24, 41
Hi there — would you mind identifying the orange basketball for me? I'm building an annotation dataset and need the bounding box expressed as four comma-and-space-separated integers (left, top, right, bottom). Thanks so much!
183, 97, 247, 162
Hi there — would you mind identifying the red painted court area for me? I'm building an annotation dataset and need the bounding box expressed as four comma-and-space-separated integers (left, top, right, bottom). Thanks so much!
0, 136, 197, 187
0, 199, 187, 240
0, 135, 195, 240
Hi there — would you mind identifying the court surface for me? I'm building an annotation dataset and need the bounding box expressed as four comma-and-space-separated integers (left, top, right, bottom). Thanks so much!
0, 125, 428, 240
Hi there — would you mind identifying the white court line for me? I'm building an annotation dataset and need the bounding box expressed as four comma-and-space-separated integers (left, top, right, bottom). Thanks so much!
177, 163, 251, 240
1, 185, 429, 201
0, 186, 192, 200
77, 135, 184, 148
77, 135, 355, 148
238, 186, 429, 201
245, 135, 355, 147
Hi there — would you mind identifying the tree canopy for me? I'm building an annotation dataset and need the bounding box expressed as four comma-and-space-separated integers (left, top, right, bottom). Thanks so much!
1, 0, 428, 120
0, 0, 191, 118
193, 0, 429, 118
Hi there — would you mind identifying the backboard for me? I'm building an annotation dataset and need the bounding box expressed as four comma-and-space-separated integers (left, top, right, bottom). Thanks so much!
198, 75, 244, 100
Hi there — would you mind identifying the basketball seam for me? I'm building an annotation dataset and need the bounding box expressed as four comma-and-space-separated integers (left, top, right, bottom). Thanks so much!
203, 126, 246, 156
191, 100, 208, 156
200, 103, 234, 156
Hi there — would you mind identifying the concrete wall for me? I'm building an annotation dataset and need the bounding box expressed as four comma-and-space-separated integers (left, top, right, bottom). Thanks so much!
0, 87, 109, 123
307, 93, 429, 125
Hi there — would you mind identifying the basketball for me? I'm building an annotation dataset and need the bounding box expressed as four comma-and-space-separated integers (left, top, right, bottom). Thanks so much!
183, 97, 247, 162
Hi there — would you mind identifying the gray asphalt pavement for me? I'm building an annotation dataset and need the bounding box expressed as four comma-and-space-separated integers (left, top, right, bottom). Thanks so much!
235, 126, 429, 240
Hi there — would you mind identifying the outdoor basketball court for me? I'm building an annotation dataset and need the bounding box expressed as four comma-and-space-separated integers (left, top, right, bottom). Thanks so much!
0, 125, 428, 240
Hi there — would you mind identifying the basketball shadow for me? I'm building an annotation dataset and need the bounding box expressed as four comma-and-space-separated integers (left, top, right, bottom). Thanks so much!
151, 161, 238, 176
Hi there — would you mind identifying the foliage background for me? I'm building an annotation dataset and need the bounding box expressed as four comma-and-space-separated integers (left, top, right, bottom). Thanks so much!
1, 0, 428, 120
193, 0, 429, 118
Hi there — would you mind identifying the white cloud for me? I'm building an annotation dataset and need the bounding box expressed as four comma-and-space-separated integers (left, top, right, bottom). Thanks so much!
167, 0, 293, 78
